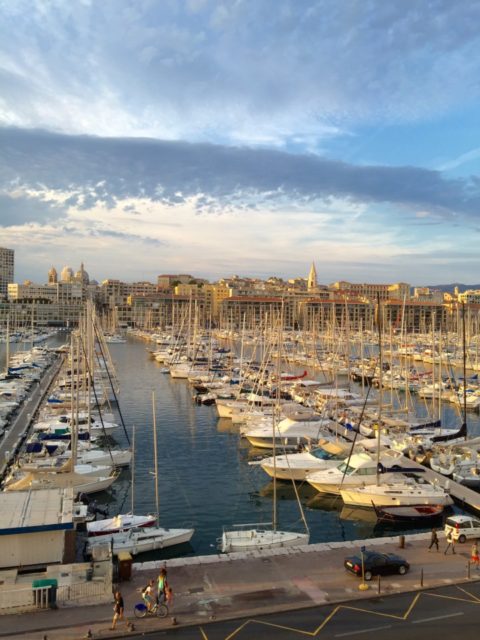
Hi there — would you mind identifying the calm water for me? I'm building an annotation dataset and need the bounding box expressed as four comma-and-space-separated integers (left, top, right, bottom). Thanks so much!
103, 337, 480, 558
3, 334, 479, 559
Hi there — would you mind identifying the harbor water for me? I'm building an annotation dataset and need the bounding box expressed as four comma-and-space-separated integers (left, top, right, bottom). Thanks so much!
3, 334, 480, 560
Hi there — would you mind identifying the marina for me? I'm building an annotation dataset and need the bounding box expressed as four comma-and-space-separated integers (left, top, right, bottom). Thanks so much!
3, 323, 480, 564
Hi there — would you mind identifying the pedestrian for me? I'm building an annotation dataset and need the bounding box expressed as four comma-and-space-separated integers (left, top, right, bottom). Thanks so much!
444, 530, 456, 554
157, 567, 168, 603
111, 590, 125, 630
471, 541, 479, 569
165, 585, 174, 610
428, 527, 439, 552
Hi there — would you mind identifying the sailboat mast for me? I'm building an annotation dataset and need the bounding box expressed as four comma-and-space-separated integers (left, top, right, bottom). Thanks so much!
152, 392, 160, 520
375, 295, 383, 485
5, 314, 9, 375
131, 425, 136, 514
462, 302, 468, 440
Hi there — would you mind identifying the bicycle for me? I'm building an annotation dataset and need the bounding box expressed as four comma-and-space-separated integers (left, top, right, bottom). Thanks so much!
134, 599, 169, 618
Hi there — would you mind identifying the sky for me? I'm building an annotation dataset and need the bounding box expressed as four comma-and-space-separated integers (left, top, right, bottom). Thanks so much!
1, 0, 480, 286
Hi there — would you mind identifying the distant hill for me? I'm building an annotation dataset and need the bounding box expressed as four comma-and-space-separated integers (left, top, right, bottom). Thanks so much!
426, 283, 480, 293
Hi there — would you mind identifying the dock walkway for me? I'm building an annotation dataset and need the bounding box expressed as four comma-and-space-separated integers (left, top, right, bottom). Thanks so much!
0, 354, 62, 479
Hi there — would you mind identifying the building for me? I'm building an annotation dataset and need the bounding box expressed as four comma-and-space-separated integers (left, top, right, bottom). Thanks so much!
329, 281, 410, 302
157, 274, 194, 289
0, 488, 75, 569
458, 290, 480, 305
48, 266, 58, 284
0, 247, 14, 299
307, 262, 317, 292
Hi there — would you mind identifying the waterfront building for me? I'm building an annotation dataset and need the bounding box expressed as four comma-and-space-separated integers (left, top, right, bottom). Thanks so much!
0, 247, 14, 299
220, 295, 296, 330
117, 292, 207, 329
8, 281, 83, 304
0, 488, 75, 569
329, 281, 410, 302
299, 296, 373, 332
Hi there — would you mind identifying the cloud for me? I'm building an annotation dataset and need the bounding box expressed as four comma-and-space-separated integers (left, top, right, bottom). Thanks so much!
1, 1, 480, 146
1, 127, 480, 222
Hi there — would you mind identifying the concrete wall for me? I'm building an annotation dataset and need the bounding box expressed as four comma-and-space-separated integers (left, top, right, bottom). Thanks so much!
0, 530, 65, 569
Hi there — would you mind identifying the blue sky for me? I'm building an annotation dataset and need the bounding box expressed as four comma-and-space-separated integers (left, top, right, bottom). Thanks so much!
1, 0, 480, 285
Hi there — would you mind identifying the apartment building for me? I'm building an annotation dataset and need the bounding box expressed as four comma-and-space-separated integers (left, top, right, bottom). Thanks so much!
0, 247, 14, 298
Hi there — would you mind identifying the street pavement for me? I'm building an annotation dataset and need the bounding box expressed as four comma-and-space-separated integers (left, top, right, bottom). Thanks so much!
0, 530, 478, 640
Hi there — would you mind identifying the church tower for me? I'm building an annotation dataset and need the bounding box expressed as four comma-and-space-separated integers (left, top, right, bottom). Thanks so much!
307, 261, 317, 292
48, 266, 58, 284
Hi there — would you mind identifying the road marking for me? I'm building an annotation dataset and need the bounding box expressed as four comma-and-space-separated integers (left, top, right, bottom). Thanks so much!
411, 611, 464, 624
335, 624, 392, 637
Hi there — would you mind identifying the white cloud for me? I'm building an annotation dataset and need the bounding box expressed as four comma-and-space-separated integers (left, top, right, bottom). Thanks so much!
1, 1, 480, 146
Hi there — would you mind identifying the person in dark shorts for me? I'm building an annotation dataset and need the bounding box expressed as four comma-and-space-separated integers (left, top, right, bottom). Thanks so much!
111, 591, 125, 630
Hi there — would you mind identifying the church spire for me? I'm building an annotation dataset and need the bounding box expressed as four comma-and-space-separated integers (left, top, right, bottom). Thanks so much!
307, 261, 317, 291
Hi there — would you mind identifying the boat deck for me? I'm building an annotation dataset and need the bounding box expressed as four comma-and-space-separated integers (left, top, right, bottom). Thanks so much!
400, 455, 480, 513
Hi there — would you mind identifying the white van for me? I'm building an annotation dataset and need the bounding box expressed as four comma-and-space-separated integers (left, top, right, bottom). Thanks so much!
444, 515, 480, 543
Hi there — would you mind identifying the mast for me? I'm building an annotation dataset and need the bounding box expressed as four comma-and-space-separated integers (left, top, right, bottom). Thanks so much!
131, 425, 135, 514
5, 314, 9, 375
462, 302, 468, 440
375, 294, 383, 486
152, 392, 160, 521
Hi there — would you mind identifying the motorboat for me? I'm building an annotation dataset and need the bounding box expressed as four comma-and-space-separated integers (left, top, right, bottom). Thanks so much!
244, 417, 336, 450
306, 450, 405, 495
259, 440, 349, 481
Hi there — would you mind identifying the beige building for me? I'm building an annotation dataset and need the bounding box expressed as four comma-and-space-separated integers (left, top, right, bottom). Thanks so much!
0, 247, 14, 298
329, 281, 411, 302
8, 282, 83, 304
458, 290, 480, 304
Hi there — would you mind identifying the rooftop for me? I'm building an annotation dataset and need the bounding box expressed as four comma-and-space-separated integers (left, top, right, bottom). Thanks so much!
0, 488, 74, 534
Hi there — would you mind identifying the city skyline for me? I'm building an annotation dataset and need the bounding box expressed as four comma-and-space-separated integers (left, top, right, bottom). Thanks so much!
1, 2, 480, 284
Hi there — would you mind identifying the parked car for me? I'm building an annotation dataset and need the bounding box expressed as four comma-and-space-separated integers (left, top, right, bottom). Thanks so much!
444, 515, 480, 543
344, 550, 409, 581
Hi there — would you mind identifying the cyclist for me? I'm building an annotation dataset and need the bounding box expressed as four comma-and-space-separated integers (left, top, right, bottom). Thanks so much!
142, 579, 155, 612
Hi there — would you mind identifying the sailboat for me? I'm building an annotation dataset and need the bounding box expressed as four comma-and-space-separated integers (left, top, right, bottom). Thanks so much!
87, 398, 194, 556
219, 311, 310, 553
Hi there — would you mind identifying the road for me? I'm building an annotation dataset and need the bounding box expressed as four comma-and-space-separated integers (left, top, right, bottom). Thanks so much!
0, 353, 62, 478
125, 581, 480, 640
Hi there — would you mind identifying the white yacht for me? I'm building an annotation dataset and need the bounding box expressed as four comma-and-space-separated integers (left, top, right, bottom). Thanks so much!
244, 417, 336, 450
306, 450, 404, 495
259, 440, 349, 481
340, 478, 454, 507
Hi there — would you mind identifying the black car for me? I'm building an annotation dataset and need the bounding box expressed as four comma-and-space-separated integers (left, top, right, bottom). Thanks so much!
344, 551, 409, 581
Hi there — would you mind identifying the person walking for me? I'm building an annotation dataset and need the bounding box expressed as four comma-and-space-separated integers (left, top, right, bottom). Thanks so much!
428, 528, 439, 552
111, 591, 125, 630
157, 567, 168, 603
444, 530, 456, 554
471, 541, 480, 569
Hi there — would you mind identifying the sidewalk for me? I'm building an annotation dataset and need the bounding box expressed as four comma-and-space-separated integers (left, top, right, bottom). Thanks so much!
1, 531, 476, 640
